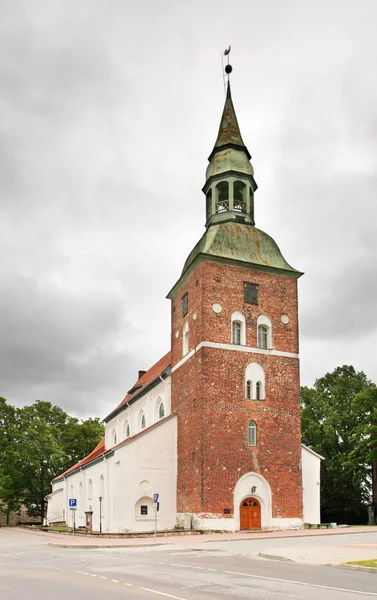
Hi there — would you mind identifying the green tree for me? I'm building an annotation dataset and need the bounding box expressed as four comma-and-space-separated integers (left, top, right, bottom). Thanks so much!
301, 366, 376, 524
0, 398, 104, 522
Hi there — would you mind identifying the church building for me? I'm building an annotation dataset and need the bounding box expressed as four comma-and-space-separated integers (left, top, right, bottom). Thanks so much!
47, 78, 321, 532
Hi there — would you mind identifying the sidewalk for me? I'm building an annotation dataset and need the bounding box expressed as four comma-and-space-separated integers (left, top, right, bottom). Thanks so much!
10, 525, 377, 550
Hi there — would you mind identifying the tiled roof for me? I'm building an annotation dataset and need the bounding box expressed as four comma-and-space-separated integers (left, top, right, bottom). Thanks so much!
104, 350, 171, 421
52, 351, 172, 482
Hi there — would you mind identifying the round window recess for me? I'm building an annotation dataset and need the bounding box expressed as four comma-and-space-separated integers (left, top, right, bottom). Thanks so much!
281, 314, 290, 324
175, 330, 179, 338
212, 303, 222, 314
193, 311, 197, 320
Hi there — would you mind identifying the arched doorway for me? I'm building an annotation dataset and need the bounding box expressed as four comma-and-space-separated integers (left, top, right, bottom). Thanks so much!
240, 497, 261, 530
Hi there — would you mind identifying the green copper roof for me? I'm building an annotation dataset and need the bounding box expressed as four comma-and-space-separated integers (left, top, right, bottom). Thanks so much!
167, 223, 302, 298
210, 85, 250, 160
184, 222, 301, 277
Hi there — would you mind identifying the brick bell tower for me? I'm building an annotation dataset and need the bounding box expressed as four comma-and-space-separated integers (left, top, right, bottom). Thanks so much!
167, 79, 304, 531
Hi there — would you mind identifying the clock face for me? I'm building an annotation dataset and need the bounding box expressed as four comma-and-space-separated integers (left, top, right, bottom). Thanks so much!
281, 314, 290, 324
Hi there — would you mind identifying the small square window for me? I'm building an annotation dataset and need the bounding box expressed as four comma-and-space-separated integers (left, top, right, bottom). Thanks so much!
140, 505, 148, 516
244, 282, 258, 304
182, 293, 188, 317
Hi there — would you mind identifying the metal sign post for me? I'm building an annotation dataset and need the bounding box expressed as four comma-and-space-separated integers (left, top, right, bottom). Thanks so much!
68, 499, 77, 535
153, 494, 159, 542
70, 508, 77, 534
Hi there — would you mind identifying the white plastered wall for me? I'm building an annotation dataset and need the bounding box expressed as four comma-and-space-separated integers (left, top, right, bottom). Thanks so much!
302, 445, 322, 524
48, 415, 177, 533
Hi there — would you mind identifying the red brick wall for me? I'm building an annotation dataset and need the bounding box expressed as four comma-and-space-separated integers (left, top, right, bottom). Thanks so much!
171, 259, 303, 520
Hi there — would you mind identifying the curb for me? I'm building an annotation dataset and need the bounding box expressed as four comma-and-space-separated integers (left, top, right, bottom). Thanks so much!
333, 564, 377, 574
45, 528, 377, 549
258, 552, 294, 562
48, 542, 166, 549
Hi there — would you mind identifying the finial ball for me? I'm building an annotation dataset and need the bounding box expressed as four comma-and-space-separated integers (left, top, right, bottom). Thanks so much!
225, 64, 233, 75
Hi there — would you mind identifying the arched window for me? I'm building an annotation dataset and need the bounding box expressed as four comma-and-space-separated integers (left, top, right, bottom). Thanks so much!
231, 311, 246, 345
248, 421, 257, 446
183, 321, 189, 356
257, 315, 272, 349
124, 420, 130, 438
79, 482, 84, 509
216, 181, 229, 212
258, 325, 268, 349
88, 479, 92, 500
232, 321, 241, 345
135, 496, 153, 518
234, 181, 246, 212
159, 402, 165, 419
206, 188, 212, 220
112, 428, 117, 446
250, 188, 254, 220
139, 411, 146, 430
245, 362, 265, 400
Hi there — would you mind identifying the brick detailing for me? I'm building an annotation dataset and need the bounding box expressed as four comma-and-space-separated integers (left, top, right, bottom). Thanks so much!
171, 259, 303, 522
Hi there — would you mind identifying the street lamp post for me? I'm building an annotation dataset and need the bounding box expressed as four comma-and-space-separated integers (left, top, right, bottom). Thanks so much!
98, 496, 103, 534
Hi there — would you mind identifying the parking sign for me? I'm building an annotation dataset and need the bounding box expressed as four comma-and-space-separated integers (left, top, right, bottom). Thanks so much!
69, 498, 77, 508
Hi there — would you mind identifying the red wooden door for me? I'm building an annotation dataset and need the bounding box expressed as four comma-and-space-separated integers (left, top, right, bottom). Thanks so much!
240, 497, 261, 530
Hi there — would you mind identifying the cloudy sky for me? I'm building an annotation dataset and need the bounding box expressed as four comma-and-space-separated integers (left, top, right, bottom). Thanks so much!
1, 0, 376, 419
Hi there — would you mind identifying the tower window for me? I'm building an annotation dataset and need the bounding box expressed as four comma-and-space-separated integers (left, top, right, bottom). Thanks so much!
182, 293, 188, 317
245, 362, 265, 400
183, 321, 189, 356
244, 282, 258, 304
234, 181, 246, 212
159, 402, 165, 418
126, 422, 130, 438
248, 421, 257, 446
216, 181, 229, 213
257, 315, 272, 349
206, 189, 212, 220
232, 321, 241, 345
258, 325, 268, 349
231, 311, 246, 345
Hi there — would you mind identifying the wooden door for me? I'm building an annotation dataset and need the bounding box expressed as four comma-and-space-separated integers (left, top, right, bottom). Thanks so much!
240, 497, 261, 530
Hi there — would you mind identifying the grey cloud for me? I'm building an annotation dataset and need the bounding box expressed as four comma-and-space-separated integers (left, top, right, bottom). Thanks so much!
1, 0, 377, 416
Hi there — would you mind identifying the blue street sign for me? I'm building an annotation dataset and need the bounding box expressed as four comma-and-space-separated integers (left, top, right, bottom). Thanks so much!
153, 493, 159, 503
69, 498, 77, 508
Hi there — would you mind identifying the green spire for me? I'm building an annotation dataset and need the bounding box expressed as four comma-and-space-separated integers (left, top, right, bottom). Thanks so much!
209, 84, 251, 161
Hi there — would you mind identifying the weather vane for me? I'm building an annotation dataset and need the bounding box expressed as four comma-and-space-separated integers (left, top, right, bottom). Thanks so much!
221, 46, 233, 94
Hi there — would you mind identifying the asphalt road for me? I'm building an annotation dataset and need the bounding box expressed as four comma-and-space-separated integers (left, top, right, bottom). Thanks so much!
0, 529, 376, 600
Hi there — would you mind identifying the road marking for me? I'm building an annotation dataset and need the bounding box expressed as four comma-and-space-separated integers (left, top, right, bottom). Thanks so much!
124, 583, 133, 587
111, 579, 119, 583
170, 563, 192, 568
192, 566, 204, 570
76, 571, 89, 575
224, 570, 377, 597
90, 574, 98, 577
207, 568, 216, 571
140, 587, 186, 600
100, 576, 107, 580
